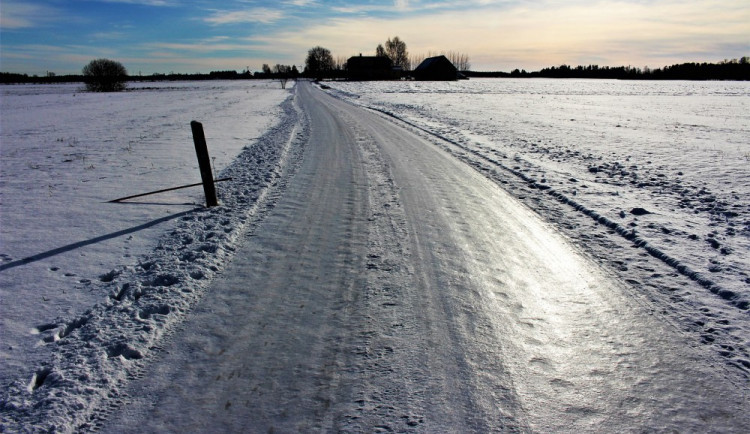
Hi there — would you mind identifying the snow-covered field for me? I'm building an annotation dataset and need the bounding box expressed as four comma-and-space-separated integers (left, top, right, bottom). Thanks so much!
1, 78, 748, 431
324, 78, 750, 374
1, 80, 302, 429
327, 79, 750, 297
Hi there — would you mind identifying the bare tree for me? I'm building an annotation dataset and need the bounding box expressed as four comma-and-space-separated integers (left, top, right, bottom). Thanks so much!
376, 44, 387, 57
409, 53, 425, 71
82, 58, 127, 92
445, 51, 471, 71
411, 51, 471, 71
461, 54, 471, 71
274, 64, 291, 89
385, 36, 409, 70
335, 56, 349, 72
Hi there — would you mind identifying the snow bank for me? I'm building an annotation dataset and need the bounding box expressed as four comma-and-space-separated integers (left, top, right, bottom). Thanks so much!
0, 81, 307, 431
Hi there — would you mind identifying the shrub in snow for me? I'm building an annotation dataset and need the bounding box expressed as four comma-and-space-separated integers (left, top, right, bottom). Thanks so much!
82, 58, 127, 92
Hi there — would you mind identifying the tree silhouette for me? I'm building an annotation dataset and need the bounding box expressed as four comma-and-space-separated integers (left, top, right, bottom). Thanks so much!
305, 46, 334, 78
274, 64, 291, 89
82, 58, 127, 92
444, 51, 470, 71
384, 37, 409, 70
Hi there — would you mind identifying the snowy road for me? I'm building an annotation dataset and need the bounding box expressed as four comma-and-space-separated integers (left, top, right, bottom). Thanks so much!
104, 82, 748, 432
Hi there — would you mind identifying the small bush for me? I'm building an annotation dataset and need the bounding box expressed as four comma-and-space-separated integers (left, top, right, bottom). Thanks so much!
82, 58, 127, 92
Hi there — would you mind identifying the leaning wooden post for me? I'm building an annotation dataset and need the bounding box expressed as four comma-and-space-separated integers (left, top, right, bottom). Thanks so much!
190, 121, 218, 207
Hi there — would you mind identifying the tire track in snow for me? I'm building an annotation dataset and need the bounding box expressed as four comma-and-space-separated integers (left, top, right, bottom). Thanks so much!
367, 106, 748, 312
332, 103, 529, 432
319, 96, 750, 380
316, 86, 750, 431
102, 81, 375, 432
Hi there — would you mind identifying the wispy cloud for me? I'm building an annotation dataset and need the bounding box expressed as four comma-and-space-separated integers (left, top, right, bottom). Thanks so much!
142, 41, 259, 53
205, 8, 285, 25
328, 0, 507, 16
0, 42, 123, 74
90, 31, 129, 40
91, 0, 175, 5
0, 1, 62, 29
283, 0, 317, 6
330, 4, 396, 15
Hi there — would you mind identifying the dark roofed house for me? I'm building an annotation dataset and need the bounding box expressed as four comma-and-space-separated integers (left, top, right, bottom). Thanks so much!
412, 55, 458, 81
347, 55, 398, 80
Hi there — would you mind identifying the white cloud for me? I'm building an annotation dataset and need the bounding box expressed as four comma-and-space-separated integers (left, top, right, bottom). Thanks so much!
205, 8, 284, 25
329, 2, 415, 15
395, 0, 409, 10
142, 41, 259, 53
283, 0, 318, 6
93, 0, 174, 5
0, 2, 62, 29
90, 31, 129, 40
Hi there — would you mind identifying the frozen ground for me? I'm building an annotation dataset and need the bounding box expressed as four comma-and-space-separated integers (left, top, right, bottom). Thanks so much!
326, 78, 750, 370
326, 79, 750, 300
1, 79, 748, 431
1, 80, 300, 428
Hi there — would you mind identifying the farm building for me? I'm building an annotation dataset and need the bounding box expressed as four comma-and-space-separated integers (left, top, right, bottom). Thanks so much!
412, 55, 458, 81
347, 55, 399, 80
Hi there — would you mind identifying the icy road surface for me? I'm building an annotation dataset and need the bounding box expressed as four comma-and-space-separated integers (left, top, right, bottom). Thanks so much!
101, 81, 748, 432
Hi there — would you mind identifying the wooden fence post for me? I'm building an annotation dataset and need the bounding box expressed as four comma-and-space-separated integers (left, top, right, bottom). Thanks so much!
190, 121, 218, 207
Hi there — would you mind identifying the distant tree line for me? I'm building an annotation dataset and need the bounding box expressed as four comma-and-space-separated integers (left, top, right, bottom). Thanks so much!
3, 56, 747, 85
0, 57, 302, 88
467, 57, 750, 80
0, 68, 299, 85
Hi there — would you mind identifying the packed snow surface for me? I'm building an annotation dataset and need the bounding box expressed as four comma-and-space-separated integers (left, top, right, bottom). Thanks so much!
327, 79, 750, 300
326, 78, 750, 370
1, 79, 748, 432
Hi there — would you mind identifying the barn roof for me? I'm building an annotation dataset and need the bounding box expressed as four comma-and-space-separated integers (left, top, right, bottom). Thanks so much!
413, 55, 458, 81
413, 56, 450, 72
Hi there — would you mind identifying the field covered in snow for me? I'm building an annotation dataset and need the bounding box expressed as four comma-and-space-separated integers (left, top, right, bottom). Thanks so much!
325, 78, 750, 373
1, 80, 300, 427
327, 79, 750, 298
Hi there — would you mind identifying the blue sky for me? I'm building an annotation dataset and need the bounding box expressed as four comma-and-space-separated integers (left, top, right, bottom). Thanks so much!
1, 0, 748, 75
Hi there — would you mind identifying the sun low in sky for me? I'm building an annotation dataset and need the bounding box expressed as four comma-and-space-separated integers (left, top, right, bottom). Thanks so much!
1, 0, 748, 75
